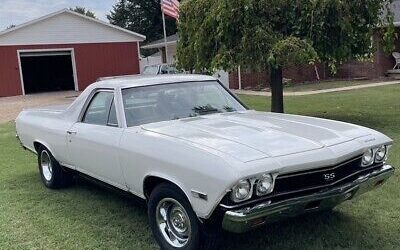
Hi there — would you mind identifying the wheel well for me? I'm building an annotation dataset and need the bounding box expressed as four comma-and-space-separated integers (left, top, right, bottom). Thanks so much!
143, 176, 182, 200
33, 141, 44, 153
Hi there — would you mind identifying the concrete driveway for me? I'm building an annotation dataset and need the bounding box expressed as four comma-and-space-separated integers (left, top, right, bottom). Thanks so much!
233, 80, 400, 96
0, 91, 78, 123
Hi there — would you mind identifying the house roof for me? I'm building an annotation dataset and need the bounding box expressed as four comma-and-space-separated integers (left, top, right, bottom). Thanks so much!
141, 34, 178, 49
0, 9, 146, 46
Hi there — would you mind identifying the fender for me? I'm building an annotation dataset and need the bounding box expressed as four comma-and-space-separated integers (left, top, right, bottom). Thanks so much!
33, 139, 56, 158
142, 173, 194, 209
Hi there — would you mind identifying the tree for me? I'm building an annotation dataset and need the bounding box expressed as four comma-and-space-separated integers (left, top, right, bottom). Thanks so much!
70, 6, 96, 18
107, 0, 177, 43
177, 0, 394, 113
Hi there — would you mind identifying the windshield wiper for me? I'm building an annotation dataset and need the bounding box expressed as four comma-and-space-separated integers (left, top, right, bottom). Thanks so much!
223, 106, 236, 112
192, 105, 221, 115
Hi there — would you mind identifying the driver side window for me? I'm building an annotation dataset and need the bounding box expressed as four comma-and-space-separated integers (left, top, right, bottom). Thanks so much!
82, 91, 118, 127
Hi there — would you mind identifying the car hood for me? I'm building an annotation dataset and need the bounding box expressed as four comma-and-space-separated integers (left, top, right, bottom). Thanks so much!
141, 111, 372, 162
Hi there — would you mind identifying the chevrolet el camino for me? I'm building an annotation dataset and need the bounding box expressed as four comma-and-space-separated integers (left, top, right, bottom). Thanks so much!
16, 75, 394, 250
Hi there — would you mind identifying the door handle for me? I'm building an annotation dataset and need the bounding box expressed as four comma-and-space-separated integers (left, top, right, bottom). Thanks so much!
67, 131, 77, 135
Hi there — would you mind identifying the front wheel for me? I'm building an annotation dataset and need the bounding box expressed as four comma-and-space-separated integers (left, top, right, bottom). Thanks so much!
148, 183, 219, 250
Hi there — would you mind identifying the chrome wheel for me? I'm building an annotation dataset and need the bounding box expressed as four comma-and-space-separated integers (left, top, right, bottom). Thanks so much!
40, 150, 53, 181
156, 198, 191, 248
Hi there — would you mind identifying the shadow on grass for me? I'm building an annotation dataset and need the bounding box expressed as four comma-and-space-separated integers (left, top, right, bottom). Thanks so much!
73, 175, 148, 209
221, 210, 371, 250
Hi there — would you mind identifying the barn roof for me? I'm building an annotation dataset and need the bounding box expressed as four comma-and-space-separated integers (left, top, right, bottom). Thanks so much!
0, 9, 146, 46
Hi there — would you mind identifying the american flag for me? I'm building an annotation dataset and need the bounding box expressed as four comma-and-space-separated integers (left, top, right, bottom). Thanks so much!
161, 0, 180, 20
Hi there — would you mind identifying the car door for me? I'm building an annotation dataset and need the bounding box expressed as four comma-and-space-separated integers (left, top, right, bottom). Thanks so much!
67, 89, 127, 190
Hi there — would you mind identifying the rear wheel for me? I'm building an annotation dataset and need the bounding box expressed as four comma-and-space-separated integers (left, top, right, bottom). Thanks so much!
37, 145, 73, 189
148, 183, 219, 250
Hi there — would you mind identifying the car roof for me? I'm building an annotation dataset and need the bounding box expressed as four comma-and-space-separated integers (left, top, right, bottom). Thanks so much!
93, 74, 217, 89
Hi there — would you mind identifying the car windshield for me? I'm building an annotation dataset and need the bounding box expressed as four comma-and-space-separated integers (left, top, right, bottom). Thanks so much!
142, 65, 159, 75
122, 81, 246, 127
160, 65, 180, 74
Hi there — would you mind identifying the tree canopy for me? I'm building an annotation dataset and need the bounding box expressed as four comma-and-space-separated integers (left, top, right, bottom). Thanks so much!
177, 0, 395, 112
107, 0, 177, 43
70, 6, 96, 18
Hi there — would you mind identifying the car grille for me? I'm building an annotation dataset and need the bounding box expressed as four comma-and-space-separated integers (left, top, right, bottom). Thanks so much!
220, 155, 384, 209
272, 156, 364, 196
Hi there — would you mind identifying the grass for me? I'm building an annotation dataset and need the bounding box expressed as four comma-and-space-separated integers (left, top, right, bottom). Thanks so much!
1, 85, 399, 249
282, 79, 390, 92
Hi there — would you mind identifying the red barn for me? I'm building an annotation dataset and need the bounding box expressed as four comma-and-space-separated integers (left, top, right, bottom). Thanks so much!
0, 9, 145, 97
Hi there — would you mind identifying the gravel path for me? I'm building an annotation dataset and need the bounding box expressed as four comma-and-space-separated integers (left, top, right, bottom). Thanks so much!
0, 91, 78, 123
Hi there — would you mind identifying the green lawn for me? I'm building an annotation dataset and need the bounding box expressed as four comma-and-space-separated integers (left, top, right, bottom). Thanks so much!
283, 79, 389, 92
1, 85, 399, 249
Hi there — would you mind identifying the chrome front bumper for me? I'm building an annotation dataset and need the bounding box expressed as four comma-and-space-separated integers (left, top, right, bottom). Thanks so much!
222, 165, 394, 233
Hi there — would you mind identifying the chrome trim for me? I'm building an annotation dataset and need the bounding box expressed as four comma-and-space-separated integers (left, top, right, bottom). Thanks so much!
270, 164, 383, 197
16, 134, 36, 154
40, 150, 53, 181
361, 149, 375, 167
191, 190, 208, 201
26, 147, 37, 155
60, 163, 75, 170
231, 179, 253, 203
77, 88, 115, 123
374, 145, 388, 163
256, 172, 279, 197
221, 165, 394, 233
220, 163, 382, 210
16, 134, 24, 148
156, 198, 191, 248
277, 156, 362, 179
255, 174, 274, 196
229, 172, 279, 204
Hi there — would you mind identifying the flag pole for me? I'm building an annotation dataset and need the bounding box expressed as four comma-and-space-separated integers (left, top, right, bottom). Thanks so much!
162, 11, 169, 64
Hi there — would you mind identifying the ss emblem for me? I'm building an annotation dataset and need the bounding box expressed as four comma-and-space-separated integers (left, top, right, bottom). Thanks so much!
323, 172, 336, 181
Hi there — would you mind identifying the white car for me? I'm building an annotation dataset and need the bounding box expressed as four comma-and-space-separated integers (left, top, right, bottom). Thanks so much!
16, 75, 394, 250
142, 64, 180, 75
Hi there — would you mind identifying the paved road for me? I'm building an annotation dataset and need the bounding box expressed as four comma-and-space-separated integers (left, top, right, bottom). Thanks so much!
233, 80, 400, 96
0, 91, 78, 123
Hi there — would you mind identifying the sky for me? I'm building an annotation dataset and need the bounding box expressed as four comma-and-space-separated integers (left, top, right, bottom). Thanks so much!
0, 0, 118, 30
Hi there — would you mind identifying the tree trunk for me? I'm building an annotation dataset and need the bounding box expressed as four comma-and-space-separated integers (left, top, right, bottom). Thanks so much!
270, 66, 284, 113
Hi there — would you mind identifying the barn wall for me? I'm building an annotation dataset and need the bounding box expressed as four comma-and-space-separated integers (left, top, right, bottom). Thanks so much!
0, 45, 22, 96
0, 42, 140, 97
73, 42, 140, 90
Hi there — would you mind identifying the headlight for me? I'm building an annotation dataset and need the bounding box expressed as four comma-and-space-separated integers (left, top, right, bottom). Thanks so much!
231, 179, 251, 202
361, 149, 374, 167
256, 174, 274, 196
375, 145, 387, 162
